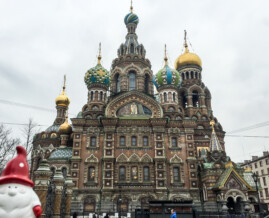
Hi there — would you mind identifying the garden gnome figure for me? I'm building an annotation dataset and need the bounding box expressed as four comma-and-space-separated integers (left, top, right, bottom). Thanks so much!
0, 146, 42, 218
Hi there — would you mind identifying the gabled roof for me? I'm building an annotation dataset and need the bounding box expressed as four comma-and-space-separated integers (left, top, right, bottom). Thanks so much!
212, 167, 255, 191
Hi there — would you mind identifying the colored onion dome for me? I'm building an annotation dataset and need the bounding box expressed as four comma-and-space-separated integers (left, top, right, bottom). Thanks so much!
124, 1, 139, 25
84, 43, 110, 87
153, 45, 181, 89
174, 30, 202, 70
59, 116, 72, 134
55, 75, 70, 107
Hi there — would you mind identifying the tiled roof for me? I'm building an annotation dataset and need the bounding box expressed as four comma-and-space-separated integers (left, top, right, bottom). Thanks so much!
49, 147, 72, 160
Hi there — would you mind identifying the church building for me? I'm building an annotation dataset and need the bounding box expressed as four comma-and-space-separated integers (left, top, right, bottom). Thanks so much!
30, 4, 258, 216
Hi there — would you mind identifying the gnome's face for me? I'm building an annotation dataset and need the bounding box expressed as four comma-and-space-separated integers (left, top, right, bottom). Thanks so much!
0, 183, 34, 211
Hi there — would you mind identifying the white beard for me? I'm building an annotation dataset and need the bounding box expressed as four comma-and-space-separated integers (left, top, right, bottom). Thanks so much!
0, 183, 41, 218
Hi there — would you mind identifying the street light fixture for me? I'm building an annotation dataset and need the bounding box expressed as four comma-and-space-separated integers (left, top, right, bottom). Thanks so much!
252, 172, 263, 217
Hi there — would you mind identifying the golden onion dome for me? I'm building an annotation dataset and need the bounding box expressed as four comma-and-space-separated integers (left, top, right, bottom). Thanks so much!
55, 75, 70, 107
59, 117, 72, 135
174, 30, 202, 70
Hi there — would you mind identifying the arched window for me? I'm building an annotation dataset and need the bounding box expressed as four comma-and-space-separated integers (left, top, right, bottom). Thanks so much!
172, 137, 177, 147
173, 167, 180, 182
181, 92, 187, 108
191, 71, 194, 79
173, 93, 176, 102
119, 166, 126, 181
192, 91, 199, 107
164, 93, 167, 102
90, 91, 94, 101
90, 137, 96, 147
131, 166, 138, 181
62, 167, 67, 178
129, 71, 136, 90
143, 136, 148, 146
168, 106, 175, 112
182, 73, 185, 80
99, 92, 103, 101
120, 136, 126, 146
130, 44, 134, 54
116, 74, 120, 93
50, 167, 55, 176
186, 72, 189, 79
88, 167, 95, 181
131, 136, 137, 146
143, 167, 149, 181
144, 74, 149, 93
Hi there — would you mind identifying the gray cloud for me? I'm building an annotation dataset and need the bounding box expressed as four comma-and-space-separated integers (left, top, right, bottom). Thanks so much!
0, 0, 269, 162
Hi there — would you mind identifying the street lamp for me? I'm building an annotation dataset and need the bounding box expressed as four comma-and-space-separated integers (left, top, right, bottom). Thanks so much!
252, 172, 263, 217
119, 185, 122, 218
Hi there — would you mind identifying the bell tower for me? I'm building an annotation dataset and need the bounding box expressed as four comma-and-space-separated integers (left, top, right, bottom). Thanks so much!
110, 4, 154, 96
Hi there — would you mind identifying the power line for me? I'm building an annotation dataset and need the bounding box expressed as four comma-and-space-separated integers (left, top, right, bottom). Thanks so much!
0, 122, 47, 127
227, 121, 269, 134
0, 99, 76, 116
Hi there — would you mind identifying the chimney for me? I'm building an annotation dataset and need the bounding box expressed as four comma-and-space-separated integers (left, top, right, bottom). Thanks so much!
263, 151, 269, 156
252, 156, 258, 161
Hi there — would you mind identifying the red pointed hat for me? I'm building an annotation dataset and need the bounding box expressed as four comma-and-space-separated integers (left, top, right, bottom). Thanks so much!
0, 146, 34, 187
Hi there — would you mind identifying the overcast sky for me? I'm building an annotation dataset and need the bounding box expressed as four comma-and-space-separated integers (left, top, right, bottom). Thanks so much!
0, 0, 269, 163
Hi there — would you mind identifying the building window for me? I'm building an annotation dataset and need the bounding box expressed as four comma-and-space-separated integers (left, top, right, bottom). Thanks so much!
192, 90, 199, 107
143, 136, 148, 146
158, 181, 164, 187
90, 137, 96, 147
143, 167, 149, 181
158, 164, 163, 169
266, 159, 269, 165
260, 191, 263, 198
164, 93, 167, 102
106, 150, 112, 156
263, 177, 267, 186
255, 163, 258, 168
267, 168, 269, 175
88, 167, 95, 181
131, 166, 138, 181
116, 74, 120, 93
129, 71, 136, 90
172, 137, 177, 147
120, 136, 126, 146
262, 170, 264, 175
105, 171, 111, 178
173, 167, 180, 182
99, 92, 103, 101
90, 91, 94, 101
173, 93, 176, 102
157, 142, 162, 148
265, 188, 269, 198
106, 163, 111, 169
260, 161, 263, 167
119, 166, 125, 181
144, 74, 149, 93
131, 136, 137, 146
62, 167, 67, 178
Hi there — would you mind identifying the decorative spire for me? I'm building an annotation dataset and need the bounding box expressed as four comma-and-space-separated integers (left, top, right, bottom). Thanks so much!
164, 44, 168, 65
98, 42, 102, 65
62, 75, 66, 94
209, 120, 223, 151
184, 30, 189, 53
130, 0, 133, 13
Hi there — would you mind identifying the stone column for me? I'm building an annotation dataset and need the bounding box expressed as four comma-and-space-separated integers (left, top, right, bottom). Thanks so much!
33, 159, 52, 218
187, 95, 193, 107
53, 169, 65, 217
64, 175, 75, 217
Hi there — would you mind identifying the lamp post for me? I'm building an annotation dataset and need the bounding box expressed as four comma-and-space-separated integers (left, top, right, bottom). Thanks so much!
119, 185, 122, 218
252, 172, 263, 217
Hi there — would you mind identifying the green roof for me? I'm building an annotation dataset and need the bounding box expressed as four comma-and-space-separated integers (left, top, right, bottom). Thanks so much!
49, 147, 72, 160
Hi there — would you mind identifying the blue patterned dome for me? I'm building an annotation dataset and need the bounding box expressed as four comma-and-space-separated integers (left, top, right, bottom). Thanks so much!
84, 63, 110, 87
124, 12, 139, 25
153, 64, 181, 89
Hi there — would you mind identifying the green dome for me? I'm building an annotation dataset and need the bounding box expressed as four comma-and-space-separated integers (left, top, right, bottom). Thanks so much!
124, 12, 139, 25
153, 65, 181, 89
84, 63, 110, 87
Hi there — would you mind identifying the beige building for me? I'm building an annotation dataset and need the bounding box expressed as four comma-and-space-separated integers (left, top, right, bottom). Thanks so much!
241, 152, 269, 206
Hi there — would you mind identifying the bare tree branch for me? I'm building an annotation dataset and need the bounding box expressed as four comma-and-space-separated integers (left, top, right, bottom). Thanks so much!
0, 124, 20, 171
